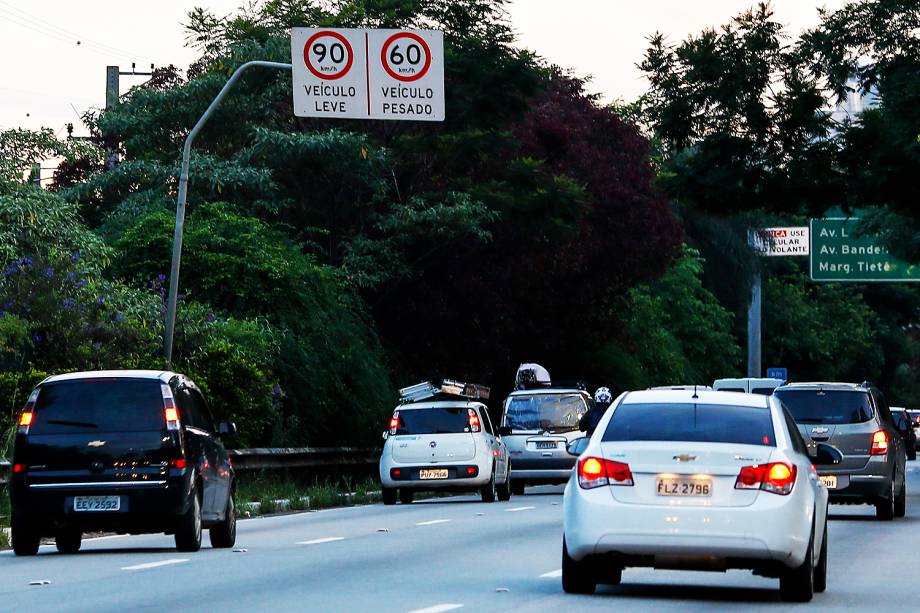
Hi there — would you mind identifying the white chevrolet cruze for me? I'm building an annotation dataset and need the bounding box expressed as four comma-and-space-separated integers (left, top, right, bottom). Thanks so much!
562, 389, 839, 602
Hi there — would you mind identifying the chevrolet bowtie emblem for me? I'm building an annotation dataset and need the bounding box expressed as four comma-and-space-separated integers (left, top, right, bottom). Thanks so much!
673, 454, 696, 462
811, 427, 829, 434
87, 440, 106, 448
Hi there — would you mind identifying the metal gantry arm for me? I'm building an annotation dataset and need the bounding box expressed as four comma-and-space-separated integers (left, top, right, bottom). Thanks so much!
164, 60, 293, 363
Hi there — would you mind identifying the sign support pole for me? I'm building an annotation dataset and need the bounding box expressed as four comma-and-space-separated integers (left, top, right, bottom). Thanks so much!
747, 270, 762, 378
163, 60, 293, 364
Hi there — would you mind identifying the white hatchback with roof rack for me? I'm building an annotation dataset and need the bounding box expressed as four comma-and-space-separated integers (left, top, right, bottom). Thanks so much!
379, 379, 511, 505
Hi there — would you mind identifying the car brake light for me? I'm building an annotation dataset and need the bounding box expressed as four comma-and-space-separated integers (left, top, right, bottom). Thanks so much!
169, 458, 187, 469
18, 389, 39, 435
577, 456, 633, 489
13, 463, 26, 473
161, 384, 180, 431
18, 411, 33, 427
389, 412, 399, 435
467, 408, 481, 433
735, 462, 797, 495
870, 430, 888, 455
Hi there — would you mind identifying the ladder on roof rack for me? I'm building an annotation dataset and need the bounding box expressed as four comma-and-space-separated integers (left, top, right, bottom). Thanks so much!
398, 379, 490, 403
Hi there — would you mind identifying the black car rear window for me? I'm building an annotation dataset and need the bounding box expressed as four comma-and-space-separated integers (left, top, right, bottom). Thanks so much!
395, 407, 471, 435
30, 379, 166, 434
774, 390, 873, 425
602, 403, 776, 446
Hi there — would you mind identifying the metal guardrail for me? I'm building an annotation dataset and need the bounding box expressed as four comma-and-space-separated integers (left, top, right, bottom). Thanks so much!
0, 449, 378, 483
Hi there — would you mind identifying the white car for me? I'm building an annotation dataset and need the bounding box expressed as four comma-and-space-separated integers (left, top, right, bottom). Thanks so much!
562, 389, 838, 602
379, 399, 511, 504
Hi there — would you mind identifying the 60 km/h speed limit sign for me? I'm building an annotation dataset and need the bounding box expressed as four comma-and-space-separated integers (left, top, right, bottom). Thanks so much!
291, 27, 444, 121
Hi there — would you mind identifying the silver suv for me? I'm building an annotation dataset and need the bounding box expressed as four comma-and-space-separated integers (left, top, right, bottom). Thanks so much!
774, 382, 907, 520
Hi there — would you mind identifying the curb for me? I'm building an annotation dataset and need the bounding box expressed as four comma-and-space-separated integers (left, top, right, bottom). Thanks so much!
239, 491, 382, 516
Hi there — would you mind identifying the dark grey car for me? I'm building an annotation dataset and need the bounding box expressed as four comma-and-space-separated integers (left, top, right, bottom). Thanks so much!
774, 382, 907, 520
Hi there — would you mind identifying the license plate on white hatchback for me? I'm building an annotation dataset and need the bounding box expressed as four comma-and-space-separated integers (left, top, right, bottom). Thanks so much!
74, 496, 120, 512
419, 469, 449, 480
656, 476, 712, 497
819, 475, 837, 489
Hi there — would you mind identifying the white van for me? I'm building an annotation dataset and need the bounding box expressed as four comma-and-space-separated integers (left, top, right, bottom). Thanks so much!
712, 377, 785, 395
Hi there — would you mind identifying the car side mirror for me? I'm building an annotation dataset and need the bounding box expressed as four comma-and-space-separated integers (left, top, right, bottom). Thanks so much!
497, 426, 513, 437
216, 421, 237, 436
813, 443, 843, 466
566, 437, 589, 457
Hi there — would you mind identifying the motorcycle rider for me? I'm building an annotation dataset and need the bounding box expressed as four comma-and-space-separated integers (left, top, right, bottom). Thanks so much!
579, 386, 613, 436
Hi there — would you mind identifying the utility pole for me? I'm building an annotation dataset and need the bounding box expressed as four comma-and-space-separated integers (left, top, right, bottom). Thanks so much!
163, 61, 293, 364
30, 164, 41, 187
105, 63, 155, 169
747, 271, 762, 378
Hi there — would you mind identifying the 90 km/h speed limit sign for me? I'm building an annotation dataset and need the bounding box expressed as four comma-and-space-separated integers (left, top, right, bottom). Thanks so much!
291, 27, 444, 122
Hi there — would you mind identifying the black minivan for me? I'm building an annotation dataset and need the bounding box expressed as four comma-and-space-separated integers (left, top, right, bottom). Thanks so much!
10, 370, 237, 555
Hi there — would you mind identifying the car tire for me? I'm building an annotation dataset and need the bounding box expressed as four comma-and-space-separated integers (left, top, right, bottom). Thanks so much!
11, 513, 40, 557
876, 477, 896, 521
480, 469, 497, 503
209, 489, 237, 549
497, 472, 512, 502
399, 489, 414, 505
562, 538, 596, 594
813, 519, 827, 593
382, 487, 397, 506
780, 525, 814, 602
894, 477, 907, 518
175, 489, 203, 552
511, 481, 525, 496
55, 529, 82, 554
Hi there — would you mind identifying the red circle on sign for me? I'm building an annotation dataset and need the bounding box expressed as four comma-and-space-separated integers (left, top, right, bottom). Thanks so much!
380, 32, 432, 82
304, 31, 354, 81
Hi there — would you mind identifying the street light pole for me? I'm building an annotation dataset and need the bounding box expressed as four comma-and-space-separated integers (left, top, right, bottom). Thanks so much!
163, 60, 293, 364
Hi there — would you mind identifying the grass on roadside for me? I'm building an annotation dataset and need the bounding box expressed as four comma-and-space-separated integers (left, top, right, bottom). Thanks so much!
234, 475, 380, 516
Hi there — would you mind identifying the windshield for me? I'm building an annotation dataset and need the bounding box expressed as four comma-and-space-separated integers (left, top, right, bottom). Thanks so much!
774, 390, 873, 425
395, 407, 471, 435
602, 403, 776, 446
504, 393, 586, 432
31, 378, 166, 434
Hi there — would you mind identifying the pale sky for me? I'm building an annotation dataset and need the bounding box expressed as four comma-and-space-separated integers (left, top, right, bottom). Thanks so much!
0, 0, 845, 137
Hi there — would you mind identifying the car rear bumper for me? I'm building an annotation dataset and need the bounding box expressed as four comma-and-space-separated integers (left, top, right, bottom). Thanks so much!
563, 482, 813, 569
819, 460, 892, 503
379, 462, 492, 488
11, 472, 192, 534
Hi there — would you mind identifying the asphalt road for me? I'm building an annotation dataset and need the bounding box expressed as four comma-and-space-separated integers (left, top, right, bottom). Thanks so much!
3, 466, 920, 612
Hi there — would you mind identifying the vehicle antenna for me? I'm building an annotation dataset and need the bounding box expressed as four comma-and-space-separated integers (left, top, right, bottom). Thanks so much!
692, 385, 699, 399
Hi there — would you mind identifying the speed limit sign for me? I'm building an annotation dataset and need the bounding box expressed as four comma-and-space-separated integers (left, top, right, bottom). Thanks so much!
291, 28, 444, 121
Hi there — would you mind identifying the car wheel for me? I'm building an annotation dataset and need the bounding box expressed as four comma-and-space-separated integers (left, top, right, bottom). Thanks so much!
813, 519, 827, 593
209, 489, 237, 548
480, 468, 497, 503
399, 489, 414, 504
497, 472, 512, 502
780, 524, 814, 602
55, 529, 82, 554
175, 489, 203, 552
382, 487, 397, 506
11, 512, 40, 557
876, 477, 896, 521
511, 481, 525, 496
894, 477, 907, 518
562, 538, 596, 594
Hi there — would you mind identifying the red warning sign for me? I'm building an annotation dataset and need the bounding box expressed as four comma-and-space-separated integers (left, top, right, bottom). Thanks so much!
304, 30, 354, 81
380, 32, 432, 82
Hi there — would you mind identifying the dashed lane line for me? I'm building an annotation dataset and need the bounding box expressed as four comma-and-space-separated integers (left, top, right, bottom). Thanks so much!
416, 519, 452, 526
505, 506, 536, 512
296, 537, 345, 545
406, 605, 464, 613
540, 569, 562, 578
121, 558, 189, 571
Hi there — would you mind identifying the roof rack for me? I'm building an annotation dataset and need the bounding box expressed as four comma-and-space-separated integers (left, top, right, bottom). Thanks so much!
398, 379, 491, 404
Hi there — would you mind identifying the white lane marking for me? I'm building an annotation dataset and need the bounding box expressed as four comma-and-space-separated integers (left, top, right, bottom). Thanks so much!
296, 537, 345, 545
540, 569, 562, 578
505, 506, 536, 512
416, 519, 451, 526
406, 605, 464, 613
84, 534, 129, 542
121, 558, 189, 571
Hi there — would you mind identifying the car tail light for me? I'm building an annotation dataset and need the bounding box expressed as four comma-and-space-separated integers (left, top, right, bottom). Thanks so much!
735, 462, 797, 495
13, 463, 26, 473
169, 458, 187, 469
577, 457, 633, 489
870, 430, 888, 455
467, 408, 481, 433
389, 412, 399, 435
466, 466, 478, 476
17, 389, 39, 435
161, 384, 181, 431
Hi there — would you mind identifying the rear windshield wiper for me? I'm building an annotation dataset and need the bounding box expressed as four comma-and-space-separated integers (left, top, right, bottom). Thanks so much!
45, 419, 99, 429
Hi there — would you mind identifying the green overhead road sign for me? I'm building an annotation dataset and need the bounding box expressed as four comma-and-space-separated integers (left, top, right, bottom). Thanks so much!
810, 218, 920, 282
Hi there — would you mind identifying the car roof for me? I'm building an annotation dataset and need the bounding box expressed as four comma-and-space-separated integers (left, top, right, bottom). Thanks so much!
507, 388, 588, 397
621, 389, 770, 408
774, 382, 867, 392
398, 400, 481, 410
42, 370, 176, 385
